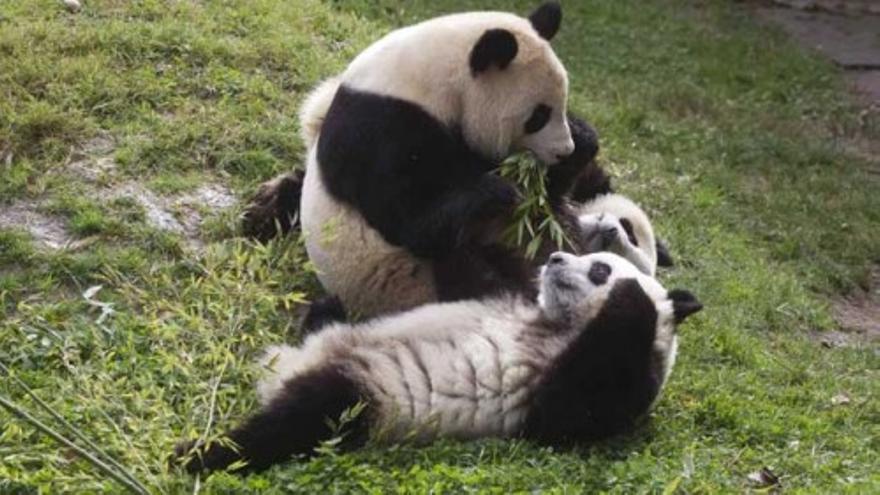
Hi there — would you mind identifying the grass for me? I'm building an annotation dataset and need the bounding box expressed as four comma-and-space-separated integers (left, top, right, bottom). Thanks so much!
1, 0, 878, 492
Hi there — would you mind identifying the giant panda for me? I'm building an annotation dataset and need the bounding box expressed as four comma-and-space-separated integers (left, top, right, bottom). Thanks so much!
245, 3, 613, 318
174, 251, 702, 474
558, 193, 659, 276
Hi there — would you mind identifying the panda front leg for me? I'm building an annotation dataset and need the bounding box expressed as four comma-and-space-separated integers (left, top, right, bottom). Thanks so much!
601, 219, 654, 276
173, 365, 369, 474
545, 114, 610, 206
401, 173, 521, 258
241, 170, 305, 243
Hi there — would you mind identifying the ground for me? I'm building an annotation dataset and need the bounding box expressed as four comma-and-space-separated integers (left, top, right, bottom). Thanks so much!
0, 0, 878, 493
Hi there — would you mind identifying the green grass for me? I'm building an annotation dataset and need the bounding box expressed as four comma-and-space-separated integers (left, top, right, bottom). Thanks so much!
2, 0, 879, 493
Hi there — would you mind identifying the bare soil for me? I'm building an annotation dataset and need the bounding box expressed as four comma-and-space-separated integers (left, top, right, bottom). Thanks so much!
0, 135, 236, 251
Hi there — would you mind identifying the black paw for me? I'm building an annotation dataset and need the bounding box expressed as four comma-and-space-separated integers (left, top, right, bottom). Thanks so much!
600, 226, 619, 249
656, 238, 674, 267
481, 174, 520, 211
468, 175, 521, 244
169, 439, 203, 474
242, 170, 305, 243
301, 295, 348, 333
566, 113, 600, 165
546, 113, 606, 205
170, 438, 241, 475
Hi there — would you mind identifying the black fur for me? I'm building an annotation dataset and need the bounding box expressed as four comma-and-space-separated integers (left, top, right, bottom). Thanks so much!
469, 29, 519, 75
546, 114, 605, 206
587, 261, 611, 286
524, 104, 552, 134
523, 278, 661, 444
432, 244, 536, 302
668, 289, 702, 323
528, 2, 562, 41
655, 239, 674, 267
619, 218, 639, 247
302, 295, 348, 333
241, 170, 305, 243
174, 366, 369, 474
318, 85, 518, 259
568, 164, 614, 204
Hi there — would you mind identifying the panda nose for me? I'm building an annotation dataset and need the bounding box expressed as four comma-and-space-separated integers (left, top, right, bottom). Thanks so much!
549, 253, 566, 265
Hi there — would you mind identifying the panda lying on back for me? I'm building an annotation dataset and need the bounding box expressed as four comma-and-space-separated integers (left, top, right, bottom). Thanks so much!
174, 252, 702, 474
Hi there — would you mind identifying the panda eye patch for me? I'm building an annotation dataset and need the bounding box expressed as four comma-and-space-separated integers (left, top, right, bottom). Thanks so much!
524, 104, 552, 134
587, 261, 612, 285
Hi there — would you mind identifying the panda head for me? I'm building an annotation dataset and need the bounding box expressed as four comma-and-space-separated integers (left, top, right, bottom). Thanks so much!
463, 2, 575, 164
538, 251, 702, 392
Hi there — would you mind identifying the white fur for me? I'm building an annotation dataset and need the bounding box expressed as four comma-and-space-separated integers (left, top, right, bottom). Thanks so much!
299, 9, 575, 317
258, 252, 679, 442
298, 77, 341, 148
300, 146, 437, 317
573, 193, 658, 276
342, 11, 573, 162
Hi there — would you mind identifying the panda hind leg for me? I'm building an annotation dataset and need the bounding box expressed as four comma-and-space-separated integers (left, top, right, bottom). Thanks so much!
242, 170, 305, 242
172, 365, 369, 474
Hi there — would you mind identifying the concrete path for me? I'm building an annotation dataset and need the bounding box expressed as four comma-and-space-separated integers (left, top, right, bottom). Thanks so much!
755, 0, 880, 105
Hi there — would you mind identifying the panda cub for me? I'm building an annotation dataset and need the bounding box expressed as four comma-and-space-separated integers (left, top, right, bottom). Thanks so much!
565, 193, 658, 276
175, 252, 702, 474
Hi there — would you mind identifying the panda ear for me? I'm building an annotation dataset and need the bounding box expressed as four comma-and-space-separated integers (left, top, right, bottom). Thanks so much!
529, 2, 562, 41
470, 29, 518, 75
668, 289, 702, 324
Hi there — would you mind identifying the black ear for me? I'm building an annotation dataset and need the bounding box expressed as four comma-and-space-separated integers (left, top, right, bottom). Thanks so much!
470, 29, 518, 75
529, 2, 562, 41
656, 238, 674, 267
668, 289, 702, 324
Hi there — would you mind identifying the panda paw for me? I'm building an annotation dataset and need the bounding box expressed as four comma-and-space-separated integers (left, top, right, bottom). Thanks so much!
600, 217, 630, 252
242, 170, 305, 243
169, 439, 203, 473
479, 174, 520, 210
466, 175, 521, 243
566, 113, 599, 165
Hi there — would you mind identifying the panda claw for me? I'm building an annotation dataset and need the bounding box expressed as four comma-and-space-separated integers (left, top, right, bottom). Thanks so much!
242, 171, 305, 243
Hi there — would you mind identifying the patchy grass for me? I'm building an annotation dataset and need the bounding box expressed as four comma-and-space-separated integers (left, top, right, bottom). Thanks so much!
1, 0, 878, 493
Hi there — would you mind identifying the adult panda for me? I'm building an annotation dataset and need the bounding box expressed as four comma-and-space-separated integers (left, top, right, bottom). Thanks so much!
247, 3, 609, 318
174, 251, 702, 474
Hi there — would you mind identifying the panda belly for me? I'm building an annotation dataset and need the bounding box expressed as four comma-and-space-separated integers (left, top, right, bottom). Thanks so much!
300, 146, 437, 316
342, 309, 549, 441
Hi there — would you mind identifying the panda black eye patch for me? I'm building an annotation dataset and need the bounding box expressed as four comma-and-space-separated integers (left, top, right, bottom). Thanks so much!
524, 104, 552, 134
587, 261, 612, 285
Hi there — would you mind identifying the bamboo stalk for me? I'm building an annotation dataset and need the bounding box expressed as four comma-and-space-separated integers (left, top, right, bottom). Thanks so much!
0, 394, 149, 495
0, 362, 149, 493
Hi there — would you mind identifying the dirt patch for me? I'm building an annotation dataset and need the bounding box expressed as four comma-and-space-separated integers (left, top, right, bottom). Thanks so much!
0, 134, 238, 251
0, 200, 74, 249
817, 265, 880, 347
98, 178, 237, 249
